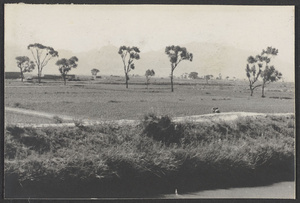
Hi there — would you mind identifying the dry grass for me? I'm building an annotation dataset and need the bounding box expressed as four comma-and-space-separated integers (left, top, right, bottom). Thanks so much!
4, 113, 294, 197
5, 112, 56, 124
5, 78, 294, 122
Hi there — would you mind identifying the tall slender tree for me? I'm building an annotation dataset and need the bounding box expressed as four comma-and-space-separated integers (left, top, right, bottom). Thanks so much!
56, 56, 79, 85
245, 55, 263, 96
28, 43, 58, 84
118, 46, 140, 88
15, 56, 35, 82
165, 45, 193, 92
145, 69, 155, 89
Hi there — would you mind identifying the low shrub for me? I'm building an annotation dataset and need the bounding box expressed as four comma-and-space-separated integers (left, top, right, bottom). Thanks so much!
141, 113, 184, 145
13, 102, 21, 108
53, 116, 63, 124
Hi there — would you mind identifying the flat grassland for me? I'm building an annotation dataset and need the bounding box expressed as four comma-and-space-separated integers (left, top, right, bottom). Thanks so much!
5, 77, 294, 122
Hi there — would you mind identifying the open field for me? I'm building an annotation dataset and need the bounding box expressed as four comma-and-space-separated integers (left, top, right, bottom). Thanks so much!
5, 77, 294, 122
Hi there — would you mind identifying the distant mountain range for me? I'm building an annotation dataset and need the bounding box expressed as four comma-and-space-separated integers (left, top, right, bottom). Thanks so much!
5, 42, 294, 81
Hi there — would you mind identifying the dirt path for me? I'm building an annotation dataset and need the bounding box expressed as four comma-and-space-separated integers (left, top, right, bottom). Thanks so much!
5, 106, 294, 128
5, 107, 137, 127
5, 107, 75, 121
174, 112, 294, 123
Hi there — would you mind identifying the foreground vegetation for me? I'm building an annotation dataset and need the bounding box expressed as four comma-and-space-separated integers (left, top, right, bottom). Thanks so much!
5, 113, 294, 198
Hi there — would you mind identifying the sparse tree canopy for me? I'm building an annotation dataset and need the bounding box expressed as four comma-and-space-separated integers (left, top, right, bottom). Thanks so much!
145, 69, 155, 89
261, 47, 278, 56
145, 69, 155, 77
91, 69, 100, 80
189, 72, 198, 79
261, 66, 282, 83
165, 45, 193, 92
260, 47, 281, 97
56, 56, 78, 85
15, 56, 35, 82
245, 46, 280, 97
28, 43, 58, 84
118, 46, 140, 88
91, 69, 100, 76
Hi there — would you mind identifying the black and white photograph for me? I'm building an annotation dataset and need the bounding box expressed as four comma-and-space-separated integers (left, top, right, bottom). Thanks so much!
3, 4, 295, 199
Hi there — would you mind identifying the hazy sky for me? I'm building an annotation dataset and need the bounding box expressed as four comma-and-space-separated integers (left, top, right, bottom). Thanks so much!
5, 4, 294, 79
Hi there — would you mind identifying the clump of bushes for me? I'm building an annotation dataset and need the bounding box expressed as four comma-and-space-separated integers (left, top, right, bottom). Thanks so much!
141, 113, 184, 145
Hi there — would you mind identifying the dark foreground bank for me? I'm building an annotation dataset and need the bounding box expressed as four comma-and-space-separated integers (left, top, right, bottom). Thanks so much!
162, 181, 294, 199
4, 113, 295, 198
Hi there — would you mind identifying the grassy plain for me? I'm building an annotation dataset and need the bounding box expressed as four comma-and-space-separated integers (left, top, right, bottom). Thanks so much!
5, 77, 294, 122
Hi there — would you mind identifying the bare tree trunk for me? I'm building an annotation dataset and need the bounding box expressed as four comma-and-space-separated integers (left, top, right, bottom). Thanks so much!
38, 70, 41, 84
20, 70, 24, 82
249, 83, 253, 96
250, 84, 253, 96
171, 71, 174, 92
125, 73, 129, 88
262, 82, 265, 98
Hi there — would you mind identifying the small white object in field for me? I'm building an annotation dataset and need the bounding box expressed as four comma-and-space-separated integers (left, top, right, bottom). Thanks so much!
175, 189, 178, 195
